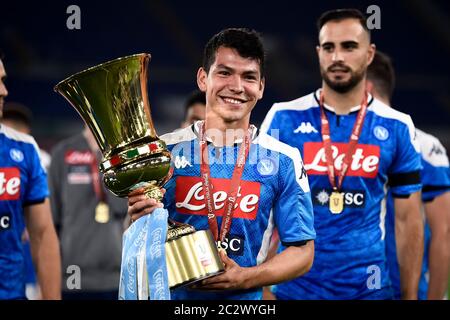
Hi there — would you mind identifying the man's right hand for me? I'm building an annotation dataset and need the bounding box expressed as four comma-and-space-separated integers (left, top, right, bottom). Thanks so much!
127, 188, 166, 222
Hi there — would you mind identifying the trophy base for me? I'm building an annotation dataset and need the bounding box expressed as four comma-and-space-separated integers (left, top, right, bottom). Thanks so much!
166, 229, 225, 289
169, 269, 225, 291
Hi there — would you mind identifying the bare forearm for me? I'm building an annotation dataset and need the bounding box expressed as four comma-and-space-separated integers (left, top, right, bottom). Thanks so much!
396, 210, 423, 299
31, 225, 61, 299
243, 241, 314, 289
427, 232, 449, 299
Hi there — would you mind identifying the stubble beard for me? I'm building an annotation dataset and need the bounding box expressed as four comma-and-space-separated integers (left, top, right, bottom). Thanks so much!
321, 67, 366, 94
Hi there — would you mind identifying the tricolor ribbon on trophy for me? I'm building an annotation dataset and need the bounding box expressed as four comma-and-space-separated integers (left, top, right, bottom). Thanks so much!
54, 54, 224, 300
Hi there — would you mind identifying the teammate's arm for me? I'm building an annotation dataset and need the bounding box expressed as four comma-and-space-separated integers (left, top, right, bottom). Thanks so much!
424, 192, 450, 299
394, 192, 424, 300
24, 198, 61, 300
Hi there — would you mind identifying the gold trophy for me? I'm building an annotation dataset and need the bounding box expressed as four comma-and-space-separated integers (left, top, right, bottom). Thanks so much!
54, 53, 224, 289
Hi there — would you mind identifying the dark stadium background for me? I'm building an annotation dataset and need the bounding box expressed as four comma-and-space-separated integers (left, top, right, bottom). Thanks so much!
2, 0, 449, 148
2, 0, 449, 149
2, 0, 450, 296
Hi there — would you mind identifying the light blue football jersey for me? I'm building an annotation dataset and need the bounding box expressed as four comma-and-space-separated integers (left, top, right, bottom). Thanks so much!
0, 124, 49, 300
385, 128, 450, 299
161, 122, 316, 300
261, 90, 422, 299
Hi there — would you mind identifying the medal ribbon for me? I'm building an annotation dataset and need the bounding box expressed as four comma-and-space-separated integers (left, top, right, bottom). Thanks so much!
199, 122, 252, 246
89, 150, 106, 202
319, 90, 369, 192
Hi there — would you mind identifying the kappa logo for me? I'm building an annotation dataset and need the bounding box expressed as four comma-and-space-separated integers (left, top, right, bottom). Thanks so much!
10, 149, 24, 163
175, 176, 260, 219
429, 144, 444, 157
174, 156, 192, 169
303, 142, 380, 178
299, 165, 307, 180
294, 122, 319, 134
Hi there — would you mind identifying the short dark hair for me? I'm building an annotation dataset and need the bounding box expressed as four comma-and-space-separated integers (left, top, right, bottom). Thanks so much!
367, 51, 395, 100
317, 8, 370, 39
202, 28, 265, 77
184, 90, 206, 114
2, 102, 33, 128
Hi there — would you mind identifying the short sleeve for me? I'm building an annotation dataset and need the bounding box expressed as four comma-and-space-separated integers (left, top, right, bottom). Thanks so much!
274, 152, 316, 245
419, 134, 450, 201
388, 117, 422, 197
24, 142, 49, 205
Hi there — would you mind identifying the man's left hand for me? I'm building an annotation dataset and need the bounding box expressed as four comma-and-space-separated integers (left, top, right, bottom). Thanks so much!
193, 250, 250, 291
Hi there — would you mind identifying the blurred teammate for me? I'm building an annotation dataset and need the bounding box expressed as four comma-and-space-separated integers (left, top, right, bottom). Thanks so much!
49, 125, 128, 299
0, 55, 61, 300
127, 28, 316, 300
1, 102, 51, 170
367, 51, 450, 300
180, 89, 206, 128
1, 102, 52, 300
261, 9, 423, 299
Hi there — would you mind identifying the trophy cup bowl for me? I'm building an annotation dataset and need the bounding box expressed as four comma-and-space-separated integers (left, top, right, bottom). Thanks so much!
54, 53, 224, 289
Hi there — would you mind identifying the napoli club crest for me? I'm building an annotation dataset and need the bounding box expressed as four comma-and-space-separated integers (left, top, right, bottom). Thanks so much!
10, 148, 24, 163
256, 157, 278, 177
373, 125, 389, 141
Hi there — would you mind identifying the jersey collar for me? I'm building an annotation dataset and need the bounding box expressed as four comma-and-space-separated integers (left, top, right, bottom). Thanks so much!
191, 120, 258, 146
314, 88, 374, 114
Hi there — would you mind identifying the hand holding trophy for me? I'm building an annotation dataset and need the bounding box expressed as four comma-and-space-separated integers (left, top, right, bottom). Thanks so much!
54, 53, 224, 300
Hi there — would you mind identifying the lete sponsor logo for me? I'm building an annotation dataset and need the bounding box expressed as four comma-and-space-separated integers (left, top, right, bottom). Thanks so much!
65, 150, 94, 165
175, 176, 260, 220
303, 142, 380, 178
0, 168, 21, 200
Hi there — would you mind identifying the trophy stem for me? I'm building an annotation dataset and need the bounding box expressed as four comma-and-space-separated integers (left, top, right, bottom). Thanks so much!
143, 186, 196, 240
144, 186, 164, 202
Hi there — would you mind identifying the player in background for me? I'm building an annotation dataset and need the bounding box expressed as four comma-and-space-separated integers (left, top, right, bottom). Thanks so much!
261, 9, 423, 299
1, 102, 53, 300
0, 54, 61, 300
127, 28, 316, 300
180, 89, 206, 128
367, 50, 450, 300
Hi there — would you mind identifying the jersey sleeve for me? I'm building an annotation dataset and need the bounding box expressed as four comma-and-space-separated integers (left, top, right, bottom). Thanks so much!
388, 116, 422, 197
162, 144, 177, 215
260, 103, 283, 137
24, 140, 49, 205
274, 151, 316, 246
422, 164, 450, 202
419, 136, 450, 202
